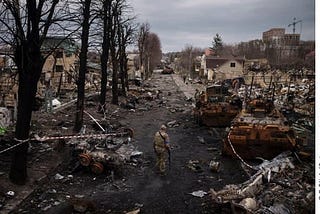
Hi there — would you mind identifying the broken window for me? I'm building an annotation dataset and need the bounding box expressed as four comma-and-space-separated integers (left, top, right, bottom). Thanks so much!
55, 65, 64, 72
230, 62, 236, 67
67, 73, 72, 83
55, 50, 63, 58
40, 73, 45, 83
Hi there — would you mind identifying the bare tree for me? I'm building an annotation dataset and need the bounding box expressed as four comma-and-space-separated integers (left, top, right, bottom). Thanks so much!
98, 0, 112, 112
118, 22, 136, 95
236, 40, 265, 59
137, 22, 150, 80
179, 44, 193, 77
145, 32, 162, 75
105, 0, 135, 104
74, 0, 93, 132
0, 0, 73, 184
109, 0, 121, 105
137, 24, 162, 80
176, 45, 203, 79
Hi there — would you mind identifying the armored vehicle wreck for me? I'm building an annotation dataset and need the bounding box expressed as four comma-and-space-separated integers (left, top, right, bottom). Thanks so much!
193, 84, 242, 127
223, 97, 296, 159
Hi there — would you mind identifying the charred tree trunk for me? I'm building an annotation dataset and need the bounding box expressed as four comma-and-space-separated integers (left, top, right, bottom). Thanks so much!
110, 20, 119, 105
9, 73, 38, 184
124, 56, 129, 91
120, 50, 129, 94
110, 3, 119, 105
119, 59, 126, 96
118, 27, 126, 96
74, 0, 92, 132
121, 27, 130, 94
122, 24, 135, 91
111, 56, 119, 105
10, 41, 44, 185
137, 23, 150, 80
1, 0, 65, 185
8, 0, 47, 184
99, 0, 112, 112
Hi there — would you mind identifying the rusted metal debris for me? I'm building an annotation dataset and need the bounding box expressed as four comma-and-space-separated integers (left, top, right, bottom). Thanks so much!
15, 121, 138, 176
74, 128, 142, 175
193, 84, 242, 127
209, 151, 314, 213
223, 97, 296, 159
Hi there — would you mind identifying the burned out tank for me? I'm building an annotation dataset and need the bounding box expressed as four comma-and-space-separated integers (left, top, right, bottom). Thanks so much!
223, 97, 296, 159
193, 84, 242, 127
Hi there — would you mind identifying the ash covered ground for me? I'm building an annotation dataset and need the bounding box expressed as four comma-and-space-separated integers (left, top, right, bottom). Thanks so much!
0, 72, 315, 213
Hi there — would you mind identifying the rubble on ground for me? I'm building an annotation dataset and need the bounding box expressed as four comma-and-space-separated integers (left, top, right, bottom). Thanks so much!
70, 128, 141, 175
0, 71, 315, 213
209, 152, 315, 213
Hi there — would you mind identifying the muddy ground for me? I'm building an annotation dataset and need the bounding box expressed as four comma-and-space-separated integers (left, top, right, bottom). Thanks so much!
0, 72, 314, 213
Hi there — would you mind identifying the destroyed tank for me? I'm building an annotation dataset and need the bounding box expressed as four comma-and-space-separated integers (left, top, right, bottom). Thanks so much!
193, 84, 242, 127
223, 97, 296, 159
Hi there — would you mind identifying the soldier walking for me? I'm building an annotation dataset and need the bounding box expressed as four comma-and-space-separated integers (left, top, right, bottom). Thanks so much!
153, 125, 170, 174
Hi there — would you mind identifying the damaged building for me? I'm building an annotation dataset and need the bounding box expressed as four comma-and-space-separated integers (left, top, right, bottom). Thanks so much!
0, 37, 81, 110
201, 55, 245, 82
39, 37, 81, 97
262, 28, 301, 65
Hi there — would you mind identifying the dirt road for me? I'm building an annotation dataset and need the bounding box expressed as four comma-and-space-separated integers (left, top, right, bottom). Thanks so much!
13, 72, 248, 213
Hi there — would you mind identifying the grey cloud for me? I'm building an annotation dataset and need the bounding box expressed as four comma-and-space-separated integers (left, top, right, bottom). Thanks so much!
130, 0, 315, 52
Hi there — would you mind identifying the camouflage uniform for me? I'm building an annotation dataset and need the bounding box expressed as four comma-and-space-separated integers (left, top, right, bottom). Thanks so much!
153, 127, 170, 173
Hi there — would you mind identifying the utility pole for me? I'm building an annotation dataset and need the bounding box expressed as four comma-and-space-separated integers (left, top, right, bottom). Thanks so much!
288, 17, 302, 34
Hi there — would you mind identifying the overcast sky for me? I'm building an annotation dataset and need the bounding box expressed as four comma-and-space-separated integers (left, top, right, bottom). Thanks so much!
128, 0, 315, 53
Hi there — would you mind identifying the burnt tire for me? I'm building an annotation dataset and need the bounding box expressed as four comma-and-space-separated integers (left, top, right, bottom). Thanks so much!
79, 153, 92, 167
91, 162, 104, 174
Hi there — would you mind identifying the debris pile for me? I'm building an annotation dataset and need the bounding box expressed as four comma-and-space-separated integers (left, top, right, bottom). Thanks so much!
121, 88, 158, 110
73, 129, 142, 175
187, 160, 203, 173
220, 69, 314, 160
209, 152, 314, 213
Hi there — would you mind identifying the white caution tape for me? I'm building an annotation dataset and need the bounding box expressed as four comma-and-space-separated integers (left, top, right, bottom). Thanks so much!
13, 137, 30, 143
32, 132, 131, 142
0, 141, 26, 154
83, 110, 105, 132
0, 131, 132, 154
227, 132, 257, 170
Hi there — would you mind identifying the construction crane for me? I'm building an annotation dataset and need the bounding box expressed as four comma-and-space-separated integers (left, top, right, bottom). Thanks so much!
288, 17, 302, 34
